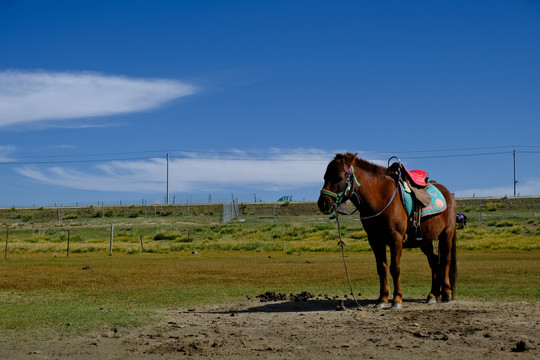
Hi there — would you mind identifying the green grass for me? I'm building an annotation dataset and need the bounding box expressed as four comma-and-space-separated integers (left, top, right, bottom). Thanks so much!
1, 197, 538, 253
3, 214, 539, 254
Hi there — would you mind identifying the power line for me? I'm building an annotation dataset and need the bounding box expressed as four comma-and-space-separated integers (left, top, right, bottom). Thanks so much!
383, 145, 515, 154
399, 151, 510, 160
1, 147, 538, 166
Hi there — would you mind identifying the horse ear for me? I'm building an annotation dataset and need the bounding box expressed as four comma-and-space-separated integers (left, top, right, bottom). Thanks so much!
350, 152, 358, 165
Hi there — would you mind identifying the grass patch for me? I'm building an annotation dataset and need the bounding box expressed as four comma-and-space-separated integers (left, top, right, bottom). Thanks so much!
1, 204, 538, 253
154, 232, 181, 240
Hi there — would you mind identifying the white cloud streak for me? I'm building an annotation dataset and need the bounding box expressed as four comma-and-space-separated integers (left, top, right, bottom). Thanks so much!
0, 145, 16, 162
454, 179, 540, 198
15, 149, 334, 193
0, 70, 197, 127
14, 148, 540, 198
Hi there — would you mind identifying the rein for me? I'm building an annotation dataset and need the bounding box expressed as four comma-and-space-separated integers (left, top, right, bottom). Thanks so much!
358, 167, 400, 220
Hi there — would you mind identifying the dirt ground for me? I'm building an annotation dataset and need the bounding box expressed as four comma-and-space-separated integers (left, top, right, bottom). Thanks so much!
3, 298, 539, 359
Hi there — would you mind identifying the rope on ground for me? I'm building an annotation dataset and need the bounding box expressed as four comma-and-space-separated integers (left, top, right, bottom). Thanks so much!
335, 212, 362, 308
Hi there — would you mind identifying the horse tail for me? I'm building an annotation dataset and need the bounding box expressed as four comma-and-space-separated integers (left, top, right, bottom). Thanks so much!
449, 229, 458, 299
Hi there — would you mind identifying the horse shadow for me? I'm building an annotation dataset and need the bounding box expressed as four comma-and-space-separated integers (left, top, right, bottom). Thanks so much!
246, 299, 370, 313
246, 298, 429, 313
195, 298, 429, 315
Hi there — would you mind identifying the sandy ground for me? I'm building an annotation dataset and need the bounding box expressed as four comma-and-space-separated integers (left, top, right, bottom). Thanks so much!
3, 298, 539, 359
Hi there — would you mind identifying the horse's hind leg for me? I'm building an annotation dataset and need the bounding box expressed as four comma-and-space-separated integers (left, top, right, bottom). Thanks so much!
421, 242, 440, 304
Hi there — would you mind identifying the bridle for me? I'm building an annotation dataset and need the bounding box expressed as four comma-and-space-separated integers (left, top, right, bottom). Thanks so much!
320, 164, 361, 219
320, 156, 402, 220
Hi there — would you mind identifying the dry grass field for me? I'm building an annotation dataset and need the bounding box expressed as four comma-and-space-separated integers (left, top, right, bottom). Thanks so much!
0, 198, 539, 358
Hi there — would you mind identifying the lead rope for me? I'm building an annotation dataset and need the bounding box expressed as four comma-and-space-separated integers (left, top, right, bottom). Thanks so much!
336, 211, 362, 308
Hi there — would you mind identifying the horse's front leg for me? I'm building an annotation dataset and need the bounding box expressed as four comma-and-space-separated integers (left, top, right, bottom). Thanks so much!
389, 243, 403, 309
371, 244, 389, 308
421, 242, 441, 304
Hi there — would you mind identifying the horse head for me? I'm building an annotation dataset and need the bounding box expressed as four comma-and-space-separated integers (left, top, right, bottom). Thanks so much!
317, 152, 358, 214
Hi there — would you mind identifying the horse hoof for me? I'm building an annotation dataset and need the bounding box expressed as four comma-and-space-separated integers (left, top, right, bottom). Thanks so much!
374, 302, 387, 309
442, 294, 452, 302
391, 303, 403, 310
427, 297, 437, 305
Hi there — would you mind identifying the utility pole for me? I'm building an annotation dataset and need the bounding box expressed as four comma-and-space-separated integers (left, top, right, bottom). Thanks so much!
513, 149, 517, 197
166, 152, 170, 205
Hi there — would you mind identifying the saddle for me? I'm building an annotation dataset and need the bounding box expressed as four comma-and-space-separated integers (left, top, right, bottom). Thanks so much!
387, 163, 431, 242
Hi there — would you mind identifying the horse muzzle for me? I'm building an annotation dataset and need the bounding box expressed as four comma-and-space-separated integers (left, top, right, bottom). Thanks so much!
318, 192, 336, 214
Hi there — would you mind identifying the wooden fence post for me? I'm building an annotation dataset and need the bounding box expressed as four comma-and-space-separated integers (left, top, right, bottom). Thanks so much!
4, 228, 9, 259
140, 235, 144, 251
66, 229, 70, 257
109, 224, 114, 256
479, 199, 482, 220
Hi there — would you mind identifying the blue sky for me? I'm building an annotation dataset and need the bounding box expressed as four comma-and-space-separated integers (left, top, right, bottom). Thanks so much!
0, 0, 539, 207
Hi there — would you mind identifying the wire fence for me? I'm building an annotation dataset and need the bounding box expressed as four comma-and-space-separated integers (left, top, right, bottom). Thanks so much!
2, 191, 307, 209
2, 196, 538, 259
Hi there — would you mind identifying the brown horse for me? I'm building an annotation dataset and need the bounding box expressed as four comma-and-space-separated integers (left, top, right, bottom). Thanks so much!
318, 153, 457, 309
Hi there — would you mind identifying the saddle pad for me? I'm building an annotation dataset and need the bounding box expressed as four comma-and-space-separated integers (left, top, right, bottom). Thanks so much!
400, 183, 447, 217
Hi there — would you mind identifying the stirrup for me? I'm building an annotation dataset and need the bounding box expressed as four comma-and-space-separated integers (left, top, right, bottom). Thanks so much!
413, 224, 423, 241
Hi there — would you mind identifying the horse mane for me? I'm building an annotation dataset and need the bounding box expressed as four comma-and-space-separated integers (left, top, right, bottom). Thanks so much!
334, 152, 386, 176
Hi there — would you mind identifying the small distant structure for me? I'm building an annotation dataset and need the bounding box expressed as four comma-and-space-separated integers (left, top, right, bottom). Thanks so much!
277, 195, 293, 202
222, 199, 239, 223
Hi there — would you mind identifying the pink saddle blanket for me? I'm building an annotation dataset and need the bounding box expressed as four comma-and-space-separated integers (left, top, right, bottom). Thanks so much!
403, 166, 428, 187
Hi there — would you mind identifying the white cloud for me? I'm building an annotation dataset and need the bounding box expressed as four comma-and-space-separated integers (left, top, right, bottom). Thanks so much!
0, 145, 16, 162
16, 164, 164, 192
454, 179, 540, 197
0, 70, 197, 127
15, 149, 334, 193
16, 148, 538, 198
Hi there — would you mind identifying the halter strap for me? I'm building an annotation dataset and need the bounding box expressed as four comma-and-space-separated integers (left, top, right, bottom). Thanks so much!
320, 189, 340, 199
348, 165, 361, 188
320, 165, 361, 217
